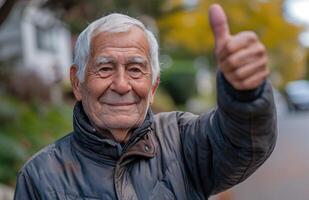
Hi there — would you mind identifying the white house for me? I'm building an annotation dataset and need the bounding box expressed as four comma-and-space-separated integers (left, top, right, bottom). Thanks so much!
0, 1, 72, 84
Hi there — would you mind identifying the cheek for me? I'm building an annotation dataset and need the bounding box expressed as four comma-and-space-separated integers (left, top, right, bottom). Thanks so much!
83, 79, 111, 100
133, 81, 153, 100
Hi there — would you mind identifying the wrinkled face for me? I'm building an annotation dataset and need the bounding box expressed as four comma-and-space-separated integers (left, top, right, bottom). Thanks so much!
71, 27, 159, 133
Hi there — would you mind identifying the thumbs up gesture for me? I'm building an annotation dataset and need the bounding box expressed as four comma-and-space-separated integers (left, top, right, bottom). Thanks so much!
209, 4, 269, 90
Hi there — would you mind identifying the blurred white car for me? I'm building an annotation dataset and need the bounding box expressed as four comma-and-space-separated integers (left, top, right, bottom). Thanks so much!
284, 80, 309, 111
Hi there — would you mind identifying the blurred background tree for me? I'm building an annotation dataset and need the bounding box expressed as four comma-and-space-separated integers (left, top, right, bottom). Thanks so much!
158, 0, 306, 88
0, 0, 307, 188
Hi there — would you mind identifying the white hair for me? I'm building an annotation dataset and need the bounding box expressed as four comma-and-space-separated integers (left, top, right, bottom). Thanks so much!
73, 13, 160, 84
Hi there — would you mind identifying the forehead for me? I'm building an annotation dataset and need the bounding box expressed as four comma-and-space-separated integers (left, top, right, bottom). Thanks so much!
90, 27, 150, 58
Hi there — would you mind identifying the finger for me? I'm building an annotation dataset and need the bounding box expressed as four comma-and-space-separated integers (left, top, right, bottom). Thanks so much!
208, 4, 231, 53
220, 42, 266, 72
229, 56, 268, 81
233, 69, 269, 90
218, 31, 258, 61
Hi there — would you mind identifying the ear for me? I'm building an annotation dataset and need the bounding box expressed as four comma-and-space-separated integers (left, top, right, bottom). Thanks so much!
70, 65, 82, 101
150, 77, 160, 104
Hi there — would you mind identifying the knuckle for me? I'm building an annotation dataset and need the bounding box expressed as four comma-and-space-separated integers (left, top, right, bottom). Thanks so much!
264, 54, 269, 63
233, 69, 243, 79
260, 57, 268, 67
226, 57, 237, 68
241, 31, 258, 45
256, 43, 266, 53
247, 31, 258, 41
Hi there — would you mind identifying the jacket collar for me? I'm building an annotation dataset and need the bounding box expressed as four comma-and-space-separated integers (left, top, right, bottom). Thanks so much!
72, 101, 155, 163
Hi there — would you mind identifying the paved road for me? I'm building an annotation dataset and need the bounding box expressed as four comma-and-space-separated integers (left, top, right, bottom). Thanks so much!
212, 109, 309, 200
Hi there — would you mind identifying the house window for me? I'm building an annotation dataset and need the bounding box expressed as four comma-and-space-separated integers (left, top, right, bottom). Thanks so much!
35, 25, 56, 53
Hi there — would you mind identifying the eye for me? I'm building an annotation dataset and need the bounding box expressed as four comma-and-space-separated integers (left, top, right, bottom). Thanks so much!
127, 65, 143, 78
96, 66, 115, 78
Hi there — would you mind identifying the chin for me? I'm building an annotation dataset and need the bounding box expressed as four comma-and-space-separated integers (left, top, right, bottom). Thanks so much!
101, 115, 143, 130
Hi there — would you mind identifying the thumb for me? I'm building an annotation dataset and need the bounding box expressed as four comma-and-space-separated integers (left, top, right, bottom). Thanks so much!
208, 4, 230, 53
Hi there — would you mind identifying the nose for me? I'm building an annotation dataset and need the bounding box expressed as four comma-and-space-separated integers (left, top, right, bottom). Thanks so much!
110, 69, 132, 95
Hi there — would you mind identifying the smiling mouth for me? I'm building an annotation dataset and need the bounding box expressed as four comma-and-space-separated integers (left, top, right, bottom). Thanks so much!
104, 102, 136, 106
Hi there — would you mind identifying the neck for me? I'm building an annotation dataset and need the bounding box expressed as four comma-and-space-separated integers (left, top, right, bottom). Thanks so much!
94, 126, 132, 144
109, 129, 132, 144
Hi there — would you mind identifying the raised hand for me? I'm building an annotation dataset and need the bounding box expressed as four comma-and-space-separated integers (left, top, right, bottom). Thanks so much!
208, 4, 269, 90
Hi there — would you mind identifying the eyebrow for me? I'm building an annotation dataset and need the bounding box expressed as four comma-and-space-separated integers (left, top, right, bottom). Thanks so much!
127, 56, 147, 66
95, 56, 148, 66
95, 56, 115, 65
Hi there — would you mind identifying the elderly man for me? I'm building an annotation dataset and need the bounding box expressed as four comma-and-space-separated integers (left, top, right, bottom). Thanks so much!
14, 4, 277, 200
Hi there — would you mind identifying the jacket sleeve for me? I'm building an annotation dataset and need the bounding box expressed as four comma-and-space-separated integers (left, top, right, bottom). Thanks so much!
14, 170, 40, 200
178, 72, 277, 197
